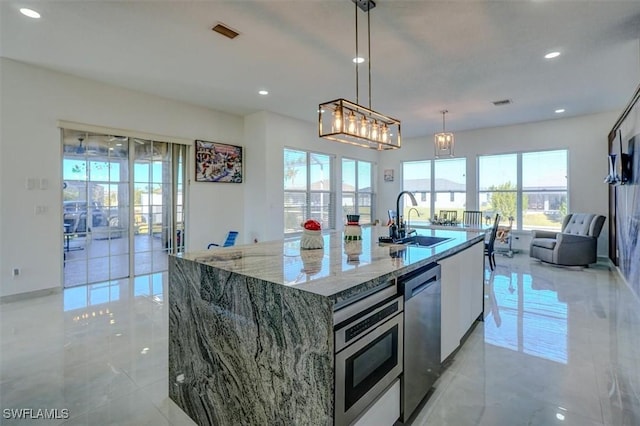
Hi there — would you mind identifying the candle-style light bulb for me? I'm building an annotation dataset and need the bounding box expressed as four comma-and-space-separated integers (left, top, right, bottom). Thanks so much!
381, 124, 389, 143
333, 107, 342, 133
371, 120, 379, 140
347, 111, 356, 134
359, 116, 368, 137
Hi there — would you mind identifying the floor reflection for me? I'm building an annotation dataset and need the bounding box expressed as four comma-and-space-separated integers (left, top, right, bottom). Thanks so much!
484, 267, 568, 364
63, 272, 166, 313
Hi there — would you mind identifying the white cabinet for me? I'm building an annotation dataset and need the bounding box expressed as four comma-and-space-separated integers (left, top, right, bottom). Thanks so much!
440, 241, 484, 362
458, 242, 484, 336
440, 254, 461, 362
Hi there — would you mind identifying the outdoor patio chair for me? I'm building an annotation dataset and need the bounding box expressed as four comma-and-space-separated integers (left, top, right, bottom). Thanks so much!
208, 231, 239, 249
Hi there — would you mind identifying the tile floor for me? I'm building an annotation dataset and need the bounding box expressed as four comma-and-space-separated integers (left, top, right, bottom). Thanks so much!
1, 254, 639, 425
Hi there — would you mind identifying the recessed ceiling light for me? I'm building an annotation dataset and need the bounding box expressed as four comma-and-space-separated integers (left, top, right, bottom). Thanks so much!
258, 90, 269, 96
555, 108, 565, 114
353, 57, 365, 64
545, 51, 561, 59
20, 8, 41, 19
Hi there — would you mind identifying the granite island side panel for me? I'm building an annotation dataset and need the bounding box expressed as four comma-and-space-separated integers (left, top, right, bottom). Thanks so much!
169, 256, 334, 425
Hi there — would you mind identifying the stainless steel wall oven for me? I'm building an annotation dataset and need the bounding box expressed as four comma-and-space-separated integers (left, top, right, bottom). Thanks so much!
334, 286, 403, 426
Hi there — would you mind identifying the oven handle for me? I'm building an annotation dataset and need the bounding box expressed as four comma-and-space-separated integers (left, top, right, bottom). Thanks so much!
333, 284, 398, 326
334, 296, 403, 353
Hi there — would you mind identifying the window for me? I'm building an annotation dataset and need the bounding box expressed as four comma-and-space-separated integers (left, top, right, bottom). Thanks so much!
478, 153, 518, 228
402, 158, 466, 225
522, 150, 568, 230
342, 158, 374, 225
284, 148, 334, 234
402, 161, 431, 223
478, 150, 567, 231
434, 158, 467, 220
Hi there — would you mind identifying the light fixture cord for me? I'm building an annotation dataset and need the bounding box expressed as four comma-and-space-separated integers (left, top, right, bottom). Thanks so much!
355, 2, 359, 105
368, 6, 372, 109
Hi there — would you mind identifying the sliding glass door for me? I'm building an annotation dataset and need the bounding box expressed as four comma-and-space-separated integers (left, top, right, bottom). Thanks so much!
133, 139, 186, 275
62, 129, 186, 287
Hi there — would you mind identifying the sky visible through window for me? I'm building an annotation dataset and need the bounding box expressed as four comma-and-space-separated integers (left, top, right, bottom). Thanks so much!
479, 150, 567, 189
284, 149, 332, 188
523, 150, 568, 189
342, 159, 372, 191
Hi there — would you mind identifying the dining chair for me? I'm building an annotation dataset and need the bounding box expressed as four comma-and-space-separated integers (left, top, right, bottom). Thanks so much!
439, 210, 458, 223
462, 210, 483, 227
485, 214, 501, 271
208, 231, 239, 249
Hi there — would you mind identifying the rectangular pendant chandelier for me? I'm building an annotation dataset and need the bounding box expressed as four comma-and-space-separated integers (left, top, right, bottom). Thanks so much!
319, 98, 401, 150
318, 0, 401, 151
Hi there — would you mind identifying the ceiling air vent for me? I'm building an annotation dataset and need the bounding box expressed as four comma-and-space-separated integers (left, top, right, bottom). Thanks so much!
492, 99, 512, 106
212, 23, 239, 39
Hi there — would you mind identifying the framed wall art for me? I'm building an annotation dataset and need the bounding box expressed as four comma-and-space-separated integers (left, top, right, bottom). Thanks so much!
383, 169, 394, 182
195, 140, 243, 183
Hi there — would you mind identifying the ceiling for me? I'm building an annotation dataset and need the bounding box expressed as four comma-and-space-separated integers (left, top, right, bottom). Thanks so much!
2, 0, 640, 139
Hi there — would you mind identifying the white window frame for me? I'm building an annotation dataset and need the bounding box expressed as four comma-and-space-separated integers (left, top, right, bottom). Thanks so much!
341, 157, 375, 225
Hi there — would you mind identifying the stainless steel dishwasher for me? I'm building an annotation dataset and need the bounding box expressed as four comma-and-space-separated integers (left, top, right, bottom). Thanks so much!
398, 262, 441, 422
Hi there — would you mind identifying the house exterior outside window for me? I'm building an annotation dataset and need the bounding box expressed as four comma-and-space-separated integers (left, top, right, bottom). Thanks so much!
284, 148, 334, 234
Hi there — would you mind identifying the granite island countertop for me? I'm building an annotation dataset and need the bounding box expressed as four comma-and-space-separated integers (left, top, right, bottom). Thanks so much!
178, 226, 486, 307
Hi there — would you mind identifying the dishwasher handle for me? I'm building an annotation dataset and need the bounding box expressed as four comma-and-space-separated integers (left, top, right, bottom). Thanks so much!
400, 263, 441, 301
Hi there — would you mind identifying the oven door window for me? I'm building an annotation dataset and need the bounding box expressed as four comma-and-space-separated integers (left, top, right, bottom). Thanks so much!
344, 324, 399, 410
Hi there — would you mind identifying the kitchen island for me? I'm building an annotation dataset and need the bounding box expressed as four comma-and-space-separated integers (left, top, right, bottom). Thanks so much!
168, 226, 485, 425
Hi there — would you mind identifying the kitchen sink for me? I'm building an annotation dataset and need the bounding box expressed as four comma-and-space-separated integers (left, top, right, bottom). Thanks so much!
399, 235, 453, 247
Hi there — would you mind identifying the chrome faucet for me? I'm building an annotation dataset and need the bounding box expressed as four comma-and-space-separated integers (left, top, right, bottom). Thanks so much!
395, 191, 418, 239
407, 207, 420, 236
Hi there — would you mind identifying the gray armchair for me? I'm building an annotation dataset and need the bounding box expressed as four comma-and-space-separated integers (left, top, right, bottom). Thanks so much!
530, 213, 606, 266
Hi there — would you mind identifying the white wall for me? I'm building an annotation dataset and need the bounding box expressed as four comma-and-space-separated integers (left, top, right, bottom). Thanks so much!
376, 112, 619, 255
0, 58, 244, 298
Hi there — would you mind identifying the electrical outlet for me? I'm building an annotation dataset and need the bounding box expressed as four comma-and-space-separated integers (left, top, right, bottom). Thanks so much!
12, 268, 20, 277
